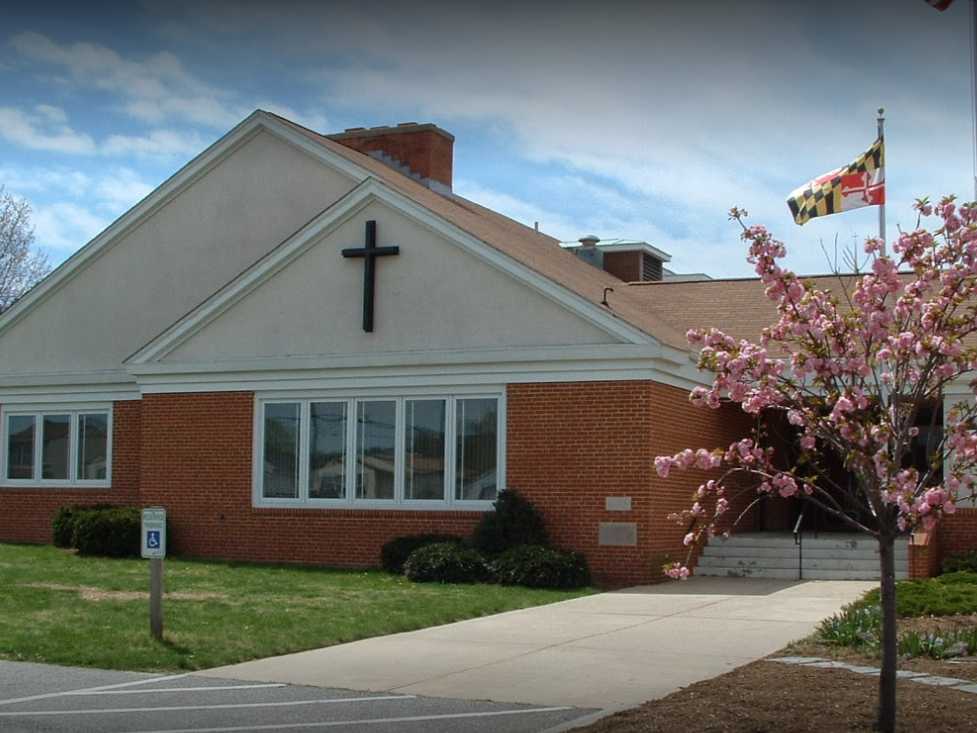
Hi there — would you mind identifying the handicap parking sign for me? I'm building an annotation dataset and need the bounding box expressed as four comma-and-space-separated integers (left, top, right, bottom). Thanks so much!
141, 508, 166, 559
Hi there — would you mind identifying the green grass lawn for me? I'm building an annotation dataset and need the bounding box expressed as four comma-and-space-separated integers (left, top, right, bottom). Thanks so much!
0, 543, 593, 672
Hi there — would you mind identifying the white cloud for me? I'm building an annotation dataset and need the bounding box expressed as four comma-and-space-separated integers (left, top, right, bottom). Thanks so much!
0, 167, 92, 198
102, 128, 206, 158
0, 106, 96, 154
10, 31, 239, 129
92, 168, 155, 211
33, 104, 67, 124
8, 31, 329, 133
31, 202, 109, 252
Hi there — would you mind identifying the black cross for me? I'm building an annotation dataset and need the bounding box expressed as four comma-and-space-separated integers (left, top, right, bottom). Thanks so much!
341, 220, 400, 333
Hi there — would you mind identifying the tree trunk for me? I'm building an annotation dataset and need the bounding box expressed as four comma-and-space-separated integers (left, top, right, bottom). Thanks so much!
877, 530, 897, 733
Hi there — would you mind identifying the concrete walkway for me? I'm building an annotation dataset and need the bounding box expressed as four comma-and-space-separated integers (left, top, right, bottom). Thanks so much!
201, 578, 874, 711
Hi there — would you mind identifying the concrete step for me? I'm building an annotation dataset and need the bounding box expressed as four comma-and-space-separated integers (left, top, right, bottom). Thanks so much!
709, 534, 907, 552
699, 546, 908, 561
696, 565, 909, 581
696, 555, 893, 572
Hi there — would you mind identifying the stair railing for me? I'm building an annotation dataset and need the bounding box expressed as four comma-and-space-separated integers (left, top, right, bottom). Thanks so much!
793, 509, 805, 581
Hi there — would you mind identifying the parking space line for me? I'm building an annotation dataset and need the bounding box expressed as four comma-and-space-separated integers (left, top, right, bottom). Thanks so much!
0, 673, 192, 707
126, 706, 578, 733
0, 693, 413, 717
64, 683, 288, 696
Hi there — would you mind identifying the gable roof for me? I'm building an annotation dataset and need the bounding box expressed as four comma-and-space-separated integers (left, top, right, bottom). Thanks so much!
264, 113, 695, 350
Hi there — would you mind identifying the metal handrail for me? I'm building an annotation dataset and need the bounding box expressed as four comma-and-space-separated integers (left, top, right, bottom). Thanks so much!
793, 510, 805, 581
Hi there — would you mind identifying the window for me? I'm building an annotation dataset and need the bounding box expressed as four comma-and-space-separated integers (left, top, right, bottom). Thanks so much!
263, 402, 300, 499
456, 398, 498, 501
256, 394, 503, 508
405, 399, 446, 501
2, 407, 112, 486
355, 400, 396, 500
309, 402, 346, 499
77, 413, 109, 481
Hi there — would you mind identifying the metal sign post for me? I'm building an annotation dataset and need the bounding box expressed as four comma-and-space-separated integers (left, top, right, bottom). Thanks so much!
141, 507, 167, 641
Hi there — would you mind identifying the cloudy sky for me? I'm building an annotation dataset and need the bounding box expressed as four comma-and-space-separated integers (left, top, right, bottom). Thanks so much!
1, 0, 974, 278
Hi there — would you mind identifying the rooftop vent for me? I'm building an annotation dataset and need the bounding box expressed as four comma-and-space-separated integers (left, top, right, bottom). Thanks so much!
563, 237, 671, 281
574, 235, 604, 268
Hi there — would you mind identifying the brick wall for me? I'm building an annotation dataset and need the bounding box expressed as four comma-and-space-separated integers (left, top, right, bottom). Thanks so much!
506, 380, 752, 587
0, 400, 141, 544
602, 251, 642, 282
645, 384, 756, 578
0, 383, 770, 587
935, 509, 977, 570
138, 392, 480, 566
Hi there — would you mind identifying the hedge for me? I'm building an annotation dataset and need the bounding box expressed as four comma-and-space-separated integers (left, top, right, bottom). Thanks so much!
380, 534, 463, 574
54, 505, 142, 558
403, 542, 489, 583
491, 544, 591, 589
472, 489, 548, 555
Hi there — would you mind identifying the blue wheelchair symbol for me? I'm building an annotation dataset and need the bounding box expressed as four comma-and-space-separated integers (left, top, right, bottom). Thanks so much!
146, 530, 161, 549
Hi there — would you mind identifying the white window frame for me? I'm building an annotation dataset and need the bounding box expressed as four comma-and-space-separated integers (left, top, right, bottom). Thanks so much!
0, 404, 113, 489
253, 390, 505, 510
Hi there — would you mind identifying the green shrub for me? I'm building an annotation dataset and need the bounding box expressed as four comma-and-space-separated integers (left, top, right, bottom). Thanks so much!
52, 504, 113, 549
491, 545, 590, 589
403, 542, 488, 583
472, 490, 548, 555
52, 506, 80, 548
72, 507, 141, 558
380, 534, 463, 574
943, 551, 977, 575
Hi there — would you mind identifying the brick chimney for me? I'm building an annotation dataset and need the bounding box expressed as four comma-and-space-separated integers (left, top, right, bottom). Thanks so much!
327, 122, 454, 193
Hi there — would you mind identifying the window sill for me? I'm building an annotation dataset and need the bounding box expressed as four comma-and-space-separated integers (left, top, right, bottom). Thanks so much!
252, 499, 495, 512
0, 481, 111, 490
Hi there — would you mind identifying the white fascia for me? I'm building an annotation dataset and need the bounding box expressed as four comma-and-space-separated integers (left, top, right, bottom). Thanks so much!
0, 370, 140, 404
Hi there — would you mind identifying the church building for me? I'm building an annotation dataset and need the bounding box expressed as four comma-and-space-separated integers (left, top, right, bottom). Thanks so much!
0, 112, 971, 586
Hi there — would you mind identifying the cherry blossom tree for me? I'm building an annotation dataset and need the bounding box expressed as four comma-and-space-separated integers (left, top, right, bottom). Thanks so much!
658, 197, 977, 733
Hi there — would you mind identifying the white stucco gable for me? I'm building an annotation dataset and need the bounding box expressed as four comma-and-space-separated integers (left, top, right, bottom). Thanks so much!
0, 113, 378, 392
129, 179, 637, 374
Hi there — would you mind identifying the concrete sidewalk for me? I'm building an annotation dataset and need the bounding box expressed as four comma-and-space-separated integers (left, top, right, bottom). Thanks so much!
201, 578, 873, 711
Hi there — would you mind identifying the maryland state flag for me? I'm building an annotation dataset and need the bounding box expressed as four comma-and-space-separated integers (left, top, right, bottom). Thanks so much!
786, 138, 885, 225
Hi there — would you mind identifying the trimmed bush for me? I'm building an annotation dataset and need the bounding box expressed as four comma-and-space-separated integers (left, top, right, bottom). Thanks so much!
381, 534, 463, 574
52, 504, 113, 549
491, 545, 591, 589
472, 489, 548, 555
52, 506, 81, 548
943, 551, 977, 575
72, 507, 141, 558
403, 542, 488, 583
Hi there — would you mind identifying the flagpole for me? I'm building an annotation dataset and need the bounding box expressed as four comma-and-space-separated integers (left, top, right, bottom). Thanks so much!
878, 107, 886, 254
970, 0, 977, 200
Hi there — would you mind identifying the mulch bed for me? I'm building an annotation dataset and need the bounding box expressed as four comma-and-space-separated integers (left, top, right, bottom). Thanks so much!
576, 659, 977, 732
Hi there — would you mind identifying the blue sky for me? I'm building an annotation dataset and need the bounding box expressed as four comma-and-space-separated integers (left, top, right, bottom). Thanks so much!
1, 0, 974, 278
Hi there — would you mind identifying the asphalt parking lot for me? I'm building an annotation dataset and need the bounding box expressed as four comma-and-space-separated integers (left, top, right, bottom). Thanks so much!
0, 661, 595, 733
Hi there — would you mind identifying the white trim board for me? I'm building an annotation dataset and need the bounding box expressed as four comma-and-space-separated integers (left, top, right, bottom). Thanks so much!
125, 177, 655, 367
